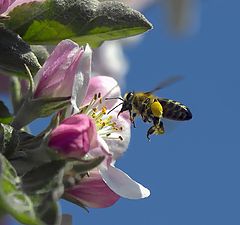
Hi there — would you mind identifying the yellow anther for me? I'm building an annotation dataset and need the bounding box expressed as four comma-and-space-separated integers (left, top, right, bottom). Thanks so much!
119, 136, 123, 141
101, 106, 107, 114
151, 101, 163, 117
91, 112, 96, 118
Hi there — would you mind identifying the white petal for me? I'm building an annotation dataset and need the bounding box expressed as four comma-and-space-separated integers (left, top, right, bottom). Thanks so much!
74, 44, 92, 108
69, 44, 92, 115
92, 41, 128, 86
104, 112, 131, 160
100, 165, 150, 199
82, 75, 121, 109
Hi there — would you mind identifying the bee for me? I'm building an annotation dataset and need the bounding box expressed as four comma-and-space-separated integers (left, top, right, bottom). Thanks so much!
106, 76, 192, 140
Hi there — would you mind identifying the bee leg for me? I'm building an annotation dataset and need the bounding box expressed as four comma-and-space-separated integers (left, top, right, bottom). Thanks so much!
129, 111, 136, 128
146, 121, 165, 141
142, 114, 148, 123
147, 126, 155, 141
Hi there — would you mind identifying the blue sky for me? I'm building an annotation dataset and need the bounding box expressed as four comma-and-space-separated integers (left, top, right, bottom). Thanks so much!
8, 0, 240, 224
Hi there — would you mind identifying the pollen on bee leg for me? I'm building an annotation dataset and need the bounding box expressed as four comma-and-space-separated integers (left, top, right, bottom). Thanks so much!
151, 101, 163, 117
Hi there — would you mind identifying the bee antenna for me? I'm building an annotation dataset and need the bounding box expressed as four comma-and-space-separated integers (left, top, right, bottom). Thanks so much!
107, 102, 123, 115
105, 97, 124, 101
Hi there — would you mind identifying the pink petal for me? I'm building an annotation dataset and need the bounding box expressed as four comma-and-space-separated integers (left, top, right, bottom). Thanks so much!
66, 170, 120, 208
100, 165, 150, 199
4, 0, 44, 15
83, 76, 121, 109
70, 44, 92, 113
49, 114, 97, 158
34, 39, 84, 98
0, 0, 15, 14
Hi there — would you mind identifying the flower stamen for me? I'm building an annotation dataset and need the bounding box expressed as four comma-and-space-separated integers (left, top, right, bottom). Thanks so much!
79, 93, 124, 141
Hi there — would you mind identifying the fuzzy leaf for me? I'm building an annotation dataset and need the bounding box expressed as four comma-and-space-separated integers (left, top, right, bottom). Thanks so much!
0, 26, 41, 77
22, 160, 66, 194
37, 200, 61, 225
0, 123, 19, 157
12, 96, 71, 130
32, 96, 71, 118
28, 193, 61, 225
0, 153, 40, 225
0, 101, 12, 124
72, 156, 104, 174
5, 0, 152, 47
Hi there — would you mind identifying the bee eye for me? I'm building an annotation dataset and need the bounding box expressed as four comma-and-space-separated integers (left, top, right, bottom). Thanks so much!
126, 92, 133, 100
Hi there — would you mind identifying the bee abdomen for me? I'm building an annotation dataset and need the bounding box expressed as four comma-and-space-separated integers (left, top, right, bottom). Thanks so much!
158, 99, 192, 121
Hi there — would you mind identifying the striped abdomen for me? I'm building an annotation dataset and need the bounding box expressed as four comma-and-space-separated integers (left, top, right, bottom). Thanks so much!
158, 98, 192, 121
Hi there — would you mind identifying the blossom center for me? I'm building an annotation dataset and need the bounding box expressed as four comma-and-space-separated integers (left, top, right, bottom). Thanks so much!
79, 93, 123, 141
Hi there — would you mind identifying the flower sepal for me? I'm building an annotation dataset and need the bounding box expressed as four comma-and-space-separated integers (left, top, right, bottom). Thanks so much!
11, 95, 71, 130
66, 156, 105, 177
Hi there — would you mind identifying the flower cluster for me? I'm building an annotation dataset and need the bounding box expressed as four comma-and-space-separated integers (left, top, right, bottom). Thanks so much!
0, 1, 154, 224
38, 40, 150, 208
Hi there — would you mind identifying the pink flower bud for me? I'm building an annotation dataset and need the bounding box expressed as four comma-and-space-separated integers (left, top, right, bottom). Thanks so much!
48, 114, 97, 158
34, 40, 91, 99
65, 170, 120, 208
0, 0, 15, 14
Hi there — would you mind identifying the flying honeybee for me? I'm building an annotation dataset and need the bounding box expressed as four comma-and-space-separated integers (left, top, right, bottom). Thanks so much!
106, 76, 192, 140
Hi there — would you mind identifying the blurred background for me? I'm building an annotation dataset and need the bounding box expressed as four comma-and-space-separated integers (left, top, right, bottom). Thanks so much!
5, 0, 240, 224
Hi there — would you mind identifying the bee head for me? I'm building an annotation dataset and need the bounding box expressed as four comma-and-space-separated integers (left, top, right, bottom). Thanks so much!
124, 92, 134, 102
117, 92, 134, 116
105, 92, 134, 117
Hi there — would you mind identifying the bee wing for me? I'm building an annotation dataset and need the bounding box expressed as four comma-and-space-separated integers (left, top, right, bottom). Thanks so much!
144, 75, 183, 94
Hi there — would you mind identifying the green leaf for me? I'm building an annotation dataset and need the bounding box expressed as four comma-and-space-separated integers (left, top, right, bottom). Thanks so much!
22, 160, 65, 225
0, 101, 12, 124
27, 193, 61, 225
30, 45, 50, 66
11, 96, 71, 130
71, 156, 104, 174
0, 153, 40, 225
37, 199, 61, 225
0, 123, 19, 158
32, 96, 71, 118
22, 160, 66, 194
0, 26, 41, 77
5, 0, 153, 47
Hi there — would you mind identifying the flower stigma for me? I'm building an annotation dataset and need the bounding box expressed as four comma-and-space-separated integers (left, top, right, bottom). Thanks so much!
79, 93, 123, 141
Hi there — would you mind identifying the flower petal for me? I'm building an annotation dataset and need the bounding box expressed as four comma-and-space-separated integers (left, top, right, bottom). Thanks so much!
100, 165, 150, 199
92, 41, 128, 86
66, 170, 120, 208
48, 114, 97, 158
0, 0, 16, 14
34, 39, 83, 98
4, 0, 44, 15
83, 76, 121, 109
71, 44, 92, 112
103, 112, 131, 161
